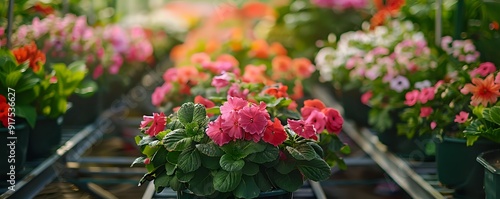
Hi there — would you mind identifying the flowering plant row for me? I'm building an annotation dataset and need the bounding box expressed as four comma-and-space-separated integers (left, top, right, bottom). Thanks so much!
134, 84, 348, 198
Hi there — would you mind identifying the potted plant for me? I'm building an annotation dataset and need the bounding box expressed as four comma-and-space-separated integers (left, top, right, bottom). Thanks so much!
0, 47, 41, 185
397, 36, 500, 198
132, 77, 348, 198
12, 43, 88, 160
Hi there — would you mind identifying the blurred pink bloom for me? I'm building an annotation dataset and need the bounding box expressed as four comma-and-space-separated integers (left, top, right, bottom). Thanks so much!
495, 73, 500, 84
191, 52, 211, 65
227, 83, 249, 99
92, 65, 103, 79
404, 90, 420, 106
212, 73, 231, 93
109, 54, 123, 74
151, 83, 172, 106
454, 111, 469, 123
162, 68, 177, 82
419, 107, 433, 117
361, 91, 372, 105
418, 87, 435, 104
470, 62, 496, 77
430, 121, 437, 130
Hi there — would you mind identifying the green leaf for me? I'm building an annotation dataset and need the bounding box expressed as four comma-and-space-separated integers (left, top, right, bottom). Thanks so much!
308, 142, 324, 157
163, 129, 192, 151
193, 103, 208, 124
213, 170, 242, 192
139, 136, 156, 146
176, 170, 195, 183
269, 169, 303, 192
189, 168, 215, 196
234, 175, 260, 199
167, 120, 184, 130
151, 148, 168, 167
178, 146, 201, 173
286, 144, 318, 161
184, 122, 200, 137
220, 154, 245, 172
196, 143, 224, 157
169, 175, 184, 191
221, 141, 267, 159
154, 172, 171, 192
297, 158, 331, 181
242, 161, 259, 176
340, 145, 351, 154
166, 151, 181, 164
206, 106, 221, 115
74, 79, 98, 98
131, 157, 146, 167
485, 106, 500, 125
247, 144, 279, 164
165, 162, 176, 175
254, 171, 273, 192
178, 102, 195, 125
16, 105, 36, 128
200, 154, 221, 170
275, 159, 296, 174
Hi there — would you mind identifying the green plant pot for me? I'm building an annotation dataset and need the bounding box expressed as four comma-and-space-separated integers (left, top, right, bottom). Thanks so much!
376, 128, 435, 161
177, 189, 293, 199
477, 149, 500, 199
0, 119, 30, 188
332, 88, 370, 127
436, 137, 500, 198
27, 116, 63, 160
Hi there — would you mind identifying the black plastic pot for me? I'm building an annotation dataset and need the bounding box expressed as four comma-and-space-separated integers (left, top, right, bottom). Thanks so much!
27, 116, 63, 160
0, 119, 30, 187
437, 137, 500, 198
477, 149, 500, 199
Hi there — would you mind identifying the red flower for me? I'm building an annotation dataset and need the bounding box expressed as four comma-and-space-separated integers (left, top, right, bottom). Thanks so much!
194, 95, 215, 109
12, 42, 46, 72
0, 95, 9, 127
140, 112, 166, 137
263, 118, 288, 146
322, 108, 344, 134
419, 107, 433, 118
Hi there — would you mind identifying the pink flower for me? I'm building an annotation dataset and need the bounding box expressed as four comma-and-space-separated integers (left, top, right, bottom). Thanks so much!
404, 90, 420, 106
140, 112, 166, 137
222, 112, 244, 139
306, 110, 327, 133
239, 103, 269, 135
430, 121, 437, 130
361, 91, 372, 105
418, 87, 435, 104
288, 119, 317, 140
151, 83, 172, 106
470, 62, 496, 77
495, 73, 500, 84
163, 68, 177, 82
419, 107, 433, 117
212, 73, 231, 93
207, 117, 232, 146
263, 118, 288, 147
220, 97, 248, 119
92, 65, 103, 79
190, 52, 211, 65
109, 54, 123, 74
322, 108, 343, 134
227, 83, 249, 99
454, 111, 469, 123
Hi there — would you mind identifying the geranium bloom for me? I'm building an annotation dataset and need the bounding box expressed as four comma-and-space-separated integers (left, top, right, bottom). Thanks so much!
140, 112, 166, 137
207, 117, 232, 146
470, 62, 496, 77
460, 74, 500, 106
220, 97, 248, 119
239, 103, 269, 135
418, 87, 435, 104
263, 118, 288, 146
211, 73, 231, 93
288, 119, 317, 140
322, 108, 344, 134
419, 107, 433, 118
306, 110, 327, 133
390, 75, 410, 93
12, 42, 46, 72
454, 111, 469, 124
0, 95, 9, 127
361, 91, 373, 105
222, 112, 244, 139
404, 90, 420, 106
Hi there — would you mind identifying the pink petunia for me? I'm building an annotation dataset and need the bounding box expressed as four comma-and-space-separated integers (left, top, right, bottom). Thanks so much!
306, 110, 327, 133
222, 112, 244, 139
418, 87, 435, 104
288, 119, 317, 140
220, 97, 248, 119
470, 62, 496, 77
322, 108, 343, 134
162, 68, 177, 82
404, 90, 420, 106
419, 107, 433, 118
454, 111, 469, 123
207, 117, 232, 146
239, 103, 269, 135
211, 73, 231, 93
140, 112, 166, 137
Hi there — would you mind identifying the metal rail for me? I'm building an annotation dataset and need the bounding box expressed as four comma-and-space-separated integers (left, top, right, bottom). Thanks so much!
311, 85, 446, 199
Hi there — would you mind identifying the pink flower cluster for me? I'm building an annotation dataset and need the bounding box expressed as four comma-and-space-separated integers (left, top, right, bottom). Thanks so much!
140, 112, 167, 137
311, 0, 368, 10
289, 99, 344, 140
441, 36, 480, 64
9, 14, 153, 79
206, 97, 287, 146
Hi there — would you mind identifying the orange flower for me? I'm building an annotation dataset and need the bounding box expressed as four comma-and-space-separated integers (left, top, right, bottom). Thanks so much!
292, 58, 314, 79
176, 66, 199, 84
374, 0, 405, 14
272, 55, 292, 80
249, 39, 269, 59
304, 99, 326, 110
241, 2, 271, 18
370, 10, 389, 29
242, 64, 268, 83
461, 74, 500, 106
31, 2, 55, 16
12, 42, 45, 72
264, 84, 289, 98
291, 80, 304, 100
490, 21, 499, 30
270, 42, 287, 56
